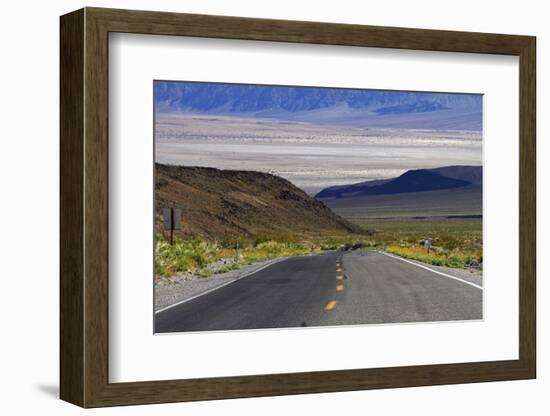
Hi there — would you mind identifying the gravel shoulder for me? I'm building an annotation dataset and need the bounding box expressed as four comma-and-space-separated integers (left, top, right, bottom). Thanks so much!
154, 257, 289, 312
381, 250, 483, 287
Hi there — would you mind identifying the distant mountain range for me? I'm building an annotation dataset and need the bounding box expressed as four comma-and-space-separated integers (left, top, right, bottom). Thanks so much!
154, 82, 483, 131
315, 166, 482, 199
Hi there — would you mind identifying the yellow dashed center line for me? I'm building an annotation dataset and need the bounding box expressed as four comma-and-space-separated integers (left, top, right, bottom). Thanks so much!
324, 257, 345, 311
324, 300, 338, 311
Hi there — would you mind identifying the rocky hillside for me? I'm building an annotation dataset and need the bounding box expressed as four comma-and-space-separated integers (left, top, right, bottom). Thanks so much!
155, 164, 361, 242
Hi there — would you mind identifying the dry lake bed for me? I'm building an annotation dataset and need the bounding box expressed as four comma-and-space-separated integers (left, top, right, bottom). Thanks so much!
155, 113, 482, 195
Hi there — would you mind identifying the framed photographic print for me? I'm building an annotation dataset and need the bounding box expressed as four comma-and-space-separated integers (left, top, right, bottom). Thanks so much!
60, 7, 536, 408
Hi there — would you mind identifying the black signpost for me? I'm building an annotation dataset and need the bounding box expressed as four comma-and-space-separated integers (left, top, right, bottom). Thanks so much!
162, 207, 181, 245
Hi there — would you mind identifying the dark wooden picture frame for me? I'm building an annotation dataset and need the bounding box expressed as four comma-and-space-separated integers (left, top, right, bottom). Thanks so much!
60, 7, 536, 408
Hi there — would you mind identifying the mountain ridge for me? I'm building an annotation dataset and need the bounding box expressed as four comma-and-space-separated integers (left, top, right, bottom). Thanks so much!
154, 82, 483, 131
315, 165, 482, 199
155, 82, 482, 114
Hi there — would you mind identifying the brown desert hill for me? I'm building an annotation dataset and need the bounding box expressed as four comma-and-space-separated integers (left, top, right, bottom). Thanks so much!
155, 163, 362, 242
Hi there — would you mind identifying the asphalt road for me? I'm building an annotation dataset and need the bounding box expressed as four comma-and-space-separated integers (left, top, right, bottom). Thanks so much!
155, 251, 482, 333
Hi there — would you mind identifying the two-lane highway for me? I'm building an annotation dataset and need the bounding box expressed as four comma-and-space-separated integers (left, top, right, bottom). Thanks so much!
155, 251, 482, 333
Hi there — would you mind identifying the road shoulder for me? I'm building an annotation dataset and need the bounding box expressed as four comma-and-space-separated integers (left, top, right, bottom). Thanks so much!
154, 257, 288, 312
378, 250, 483, 288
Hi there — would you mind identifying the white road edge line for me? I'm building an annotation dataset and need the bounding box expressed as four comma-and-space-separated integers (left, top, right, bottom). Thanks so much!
155, 257, 289, 314
379, 251, 483, 290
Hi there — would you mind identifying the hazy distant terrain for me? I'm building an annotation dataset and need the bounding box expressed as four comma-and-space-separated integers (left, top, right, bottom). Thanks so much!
316, 165, 481, 196
320, 186, 481, 220
317, 166, 482, 220
155, 82, 482, 194
155, 82, 482, 131
155, 113, 481, 195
